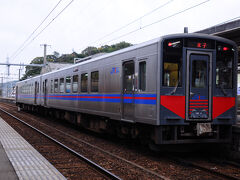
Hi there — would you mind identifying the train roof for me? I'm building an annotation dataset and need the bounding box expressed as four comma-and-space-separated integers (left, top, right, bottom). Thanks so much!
18, 33, 237, 83
161, 33, 237, 46
41, 36, 162, 77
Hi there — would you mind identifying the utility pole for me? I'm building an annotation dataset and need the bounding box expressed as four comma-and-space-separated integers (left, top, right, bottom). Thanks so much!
18, 63, 22, 81
40, 44, 51, 66
6, 57, 10, 76
0, 77, 3, 97
18, 69, 21, 80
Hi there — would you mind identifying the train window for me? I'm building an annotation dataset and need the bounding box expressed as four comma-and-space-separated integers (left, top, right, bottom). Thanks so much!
123, 61, 134, 92
59, 78, 64, 93
216, 42, 234, 89
81, 73, 88, 92
139, 61, 146, 91
72, 75, 78, 93
162, 39, 182, 87
192, 60, 207, 88
91, 71, 99, 92
51, 80, 53, 93
54, 79, 58, 93
66, 76, 71, 93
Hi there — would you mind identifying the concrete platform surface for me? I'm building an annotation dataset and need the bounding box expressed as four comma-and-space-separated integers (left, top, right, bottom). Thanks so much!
0, 142, 18, 180
0, 117, 66, 180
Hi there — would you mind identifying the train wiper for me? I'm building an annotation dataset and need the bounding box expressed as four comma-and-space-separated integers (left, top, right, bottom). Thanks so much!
219, 83, 227, 96
170, 81, 179, 95
170, 64, 182, 95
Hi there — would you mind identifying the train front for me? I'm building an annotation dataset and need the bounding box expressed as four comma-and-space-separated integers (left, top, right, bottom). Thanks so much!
158, 34, 237, 144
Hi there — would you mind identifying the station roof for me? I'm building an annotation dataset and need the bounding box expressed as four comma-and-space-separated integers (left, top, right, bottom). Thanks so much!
196, 19, 240, 46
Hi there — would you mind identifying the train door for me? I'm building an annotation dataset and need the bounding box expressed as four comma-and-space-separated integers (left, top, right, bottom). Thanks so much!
186, 51, 212, 120
34, 81, 37, 104
44, 79, 47, 106
122, 60, 135, 121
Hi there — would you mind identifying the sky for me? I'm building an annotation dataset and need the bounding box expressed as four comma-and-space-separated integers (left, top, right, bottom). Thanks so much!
0, 0, 239, 81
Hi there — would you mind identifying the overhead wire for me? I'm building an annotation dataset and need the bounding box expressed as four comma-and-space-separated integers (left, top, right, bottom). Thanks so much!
100, 0, 210, 45
202, 15, 240, 30
91, 0, 174, 45
10, 0, 75, 61
80, 0, 114, 29
11, 0, 214, 62
30, 0, 74, 42
10, 0, 63, 60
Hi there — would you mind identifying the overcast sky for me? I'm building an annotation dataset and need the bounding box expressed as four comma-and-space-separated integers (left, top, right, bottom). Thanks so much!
0, 0, 239, 80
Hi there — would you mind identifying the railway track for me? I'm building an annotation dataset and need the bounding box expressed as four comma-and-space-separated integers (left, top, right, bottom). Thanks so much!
169, 156, 240, 180
0, 102, 240, 179
0, 103, 171, 179
0, 107, 120, 180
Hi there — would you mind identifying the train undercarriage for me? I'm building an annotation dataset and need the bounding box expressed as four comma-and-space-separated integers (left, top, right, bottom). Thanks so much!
17, 103, 232, 149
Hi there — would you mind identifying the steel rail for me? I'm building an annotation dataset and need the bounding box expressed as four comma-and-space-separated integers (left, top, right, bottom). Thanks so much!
170, 156, 239, 180
0, 107, 121, 180
1, 102, 169, 180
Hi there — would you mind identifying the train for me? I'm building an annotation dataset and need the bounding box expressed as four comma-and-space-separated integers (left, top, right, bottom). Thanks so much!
16, 33, 238, 146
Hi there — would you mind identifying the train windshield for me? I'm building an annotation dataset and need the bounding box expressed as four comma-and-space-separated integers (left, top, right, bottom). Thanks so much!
162, 39, 183, 87
216, 42, 234, 89
192, 60, 207, 88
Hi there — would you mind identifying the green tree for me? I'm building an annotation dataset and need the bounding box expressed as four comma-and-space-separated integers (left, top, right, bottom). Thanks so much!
98, 41, 132, 53
20, 41, 132, 80
81, 46, 99, 56
54, 52, 78, 63
21, 57, 43, 80
53, 51, 60, 58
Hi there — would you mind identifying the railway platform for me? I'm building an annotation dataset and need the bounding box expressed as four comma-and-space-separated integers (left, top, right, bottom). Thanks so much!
0, 97, 15, 104
0, 117, 66, 180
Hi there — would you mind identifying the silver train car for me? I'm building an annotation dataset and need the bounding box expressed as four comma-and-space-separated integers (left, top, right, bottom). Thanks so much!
16, 33, 238, 145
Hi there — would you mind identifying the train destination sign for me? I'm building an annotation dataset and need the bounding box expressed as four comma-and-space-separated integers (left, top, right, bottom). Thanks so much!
185, 38, 214, 49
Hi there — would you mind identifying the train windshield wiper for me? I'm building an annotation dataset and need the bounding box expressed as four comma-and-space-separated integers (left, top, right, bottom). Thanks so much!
219, 83, 227, 96
170, 64, 181, 95
170, 81, 179, 95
